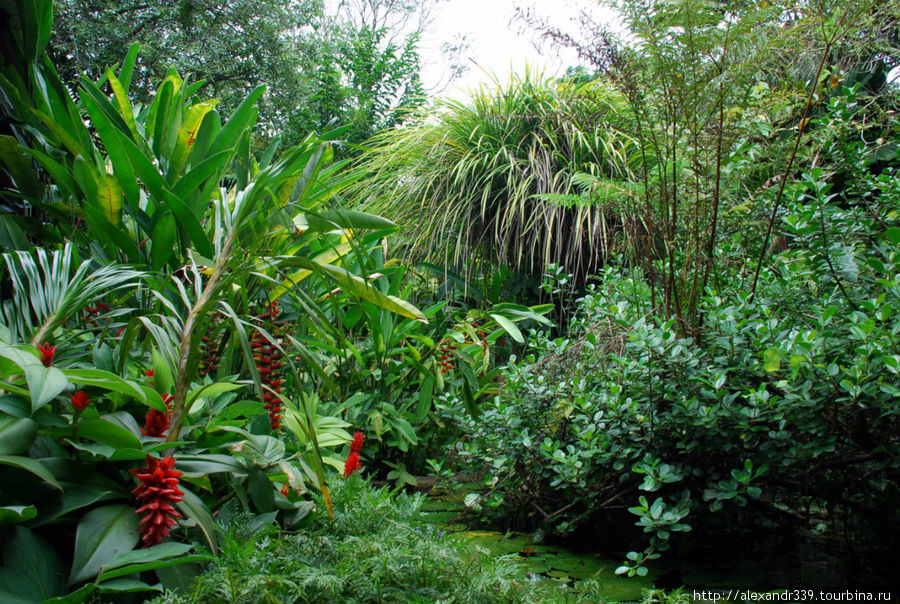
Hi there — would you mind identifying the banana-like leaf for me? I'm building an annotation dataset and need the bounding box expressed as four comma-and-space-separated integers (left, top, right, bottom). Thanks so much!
275, 256, 425, 321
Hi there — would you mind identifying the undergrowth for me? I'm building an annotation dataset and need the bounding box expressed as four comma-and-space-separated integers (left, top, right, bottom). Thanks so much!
149, 478, 538, 603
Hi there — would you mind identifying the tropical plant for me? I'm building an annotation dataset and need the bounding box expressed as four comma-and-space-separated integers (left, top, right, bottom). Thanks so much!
146, 477, 538, 604
351, 69, 640, 290
0, 2, 435, 598
47, 0, 451, 150
518, 0, 897, 335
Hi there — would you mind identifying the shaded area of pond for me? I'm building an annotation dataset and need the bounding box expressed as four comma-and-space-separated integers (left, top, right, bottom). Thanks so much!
417, 480, 891, 599
420, 496, 655, 601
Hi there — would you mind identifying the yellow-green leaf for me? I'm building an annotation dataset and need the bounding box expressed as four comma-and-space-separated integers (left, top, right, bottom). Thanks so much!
762, 348, 782, 373
97, 173, 124, 224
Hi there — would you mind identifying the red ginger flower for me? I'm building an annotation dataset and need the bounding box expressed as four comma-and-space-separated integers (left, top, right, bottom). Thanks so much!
69, 390, 91, 412
141, 408, 169, 437
38, 343, 56, 367
130, 456, 184, 546
350, 431, 364, 454
343, 451, 361, 478
145, 369, 154, 386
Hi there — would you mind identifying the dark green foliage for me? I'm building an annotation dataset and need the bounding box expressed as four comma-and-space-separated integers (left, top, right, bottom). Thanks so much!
149, 478, 537, 603
50, 0, 428, 150
453, 128, 900, 580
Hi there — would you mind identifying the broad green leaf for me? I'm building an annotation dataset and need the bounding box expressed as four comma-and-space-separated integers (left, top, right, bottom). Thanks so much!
305, 210, 397, 232
4, 357, 59, 411
211, 85, 265, 152
175, 454, 247, 476
171, 149, 232, 201
0, 455, 62, 490
21, 0, 54, 62
105, 70, 139, 141
62, 368, 146, 402
77, 419, 143, 450
0, 526, 66, 602
176, 485, 217, 553
37, 485, 116, 525
69, 504, 140, 585
0, 505, 37, 524
386, 415, 417, 444
79, 93, 140, 211
117, 43, 140, 92
278, 256, 425, 321
170, 101, 218, 175
270, 242, 352, 298
82, 203, 141, 262
186, 381, 244, 408
416, 374, 434, 420
0, 415, 38, 454
248, 468, 276, 512
489, 313, 524, 344
0, 135, 43, 199
97, 542, 203, 583
886, 227, 900, 245
150, 212, 177, 269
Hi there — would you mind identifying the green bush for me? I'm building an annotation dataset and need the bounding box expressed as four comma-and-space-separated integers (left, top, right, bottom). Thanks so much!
457, 193, 900, 577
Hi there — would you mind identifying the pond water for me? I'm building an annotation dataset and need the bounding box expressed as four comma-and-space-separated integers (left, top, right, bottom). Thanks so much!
420, 496, 656, 601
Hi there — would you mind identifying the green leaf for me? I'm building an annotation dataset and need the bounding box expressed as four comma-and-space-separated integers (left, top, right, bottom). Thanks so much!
175, 454, 247, 476
186, 381, 244, 409
0, 505, 37, 524
0, 454, 61, 490
0, 415, 38, 454
762, 348, 782, 373
0, 135, 43, 199
211, 85, 265, 152
386, 415, 417, 445
885, 227, 900, 245
248, 468, 276, 513
0, 526, 66, 603
149, 212, 177, 269
76, 419, 143, 450
489, 313, 524, 344
69, 504, 140, 585
62, 369, 146, 402
97, 542, 204, 583
175, 485, 217, 553
278, 256, 425, 321
21, 0, 54, 62
304, 210, 397, 232
416, 374, 434, 421
117, 43, 140, 92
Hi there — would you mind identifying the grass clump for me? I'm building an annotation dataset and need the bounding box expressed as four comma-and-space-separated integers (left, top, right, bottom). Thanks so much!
150, 478, 538, 603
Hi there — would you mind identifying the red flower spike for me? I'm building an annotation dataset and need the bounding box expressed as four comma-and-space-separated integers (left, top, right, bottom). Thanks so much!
350, 431, 365, 454
141, 408, 169, 437
69, 390, 91, 412
130, 456, 184, 546
281, 483, 290, 496
38, 343, 56, 367
343, 451, 361, 478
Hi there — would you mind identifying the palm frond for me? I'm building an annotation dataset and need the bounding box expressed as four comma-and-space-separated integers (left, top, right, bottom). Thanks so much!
350, 69, 642, 285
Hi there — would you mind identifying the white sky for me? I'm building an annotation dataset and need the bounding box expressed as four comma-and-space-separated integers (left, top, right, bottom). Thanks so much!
418, 0, 621, 100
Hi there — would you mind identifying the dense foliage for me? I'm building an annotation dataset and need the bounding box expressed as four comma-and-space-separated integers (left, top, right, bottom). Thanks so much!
49, 0, 437, 149
1, 0, 899, 598
353, 71, 638, 289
